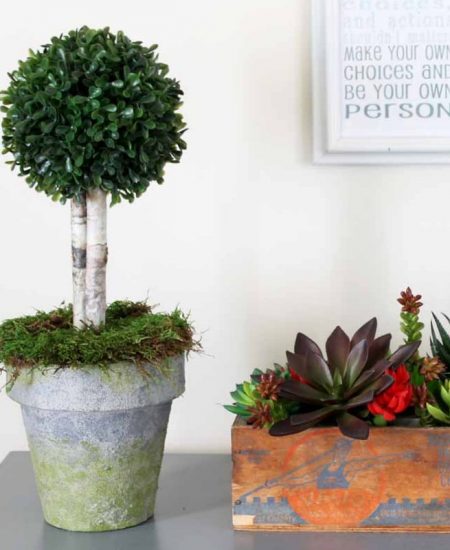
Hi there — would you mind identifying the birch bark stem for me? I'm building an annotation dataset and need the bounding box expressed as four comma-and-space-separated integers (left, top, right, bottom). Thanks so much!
85, 189, 107, 328
71, 195, 87, 329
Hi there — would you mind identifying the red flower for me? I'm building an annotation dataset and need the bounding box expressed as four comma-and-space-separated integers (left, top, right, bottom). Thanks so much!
368, 364, 412, 422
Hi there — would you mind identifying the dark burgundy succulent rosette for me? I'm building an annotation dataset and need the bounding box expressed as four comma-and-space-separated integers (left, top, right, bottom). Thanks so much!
270, 318, 420, 440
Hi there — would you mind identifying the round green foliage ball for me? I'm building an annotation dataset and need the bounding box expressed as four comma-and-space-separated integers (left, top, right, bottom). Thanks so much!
1, 27, 186, 204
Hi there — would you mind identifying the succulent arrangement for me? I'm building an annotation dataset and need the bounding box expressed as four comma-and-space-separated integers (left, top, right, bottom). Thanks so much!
225, 287, 450, 439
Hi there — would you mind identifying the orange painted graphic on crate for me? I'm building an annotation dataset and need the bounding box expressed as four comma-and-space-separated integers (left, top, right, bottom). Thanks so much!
232, 420, 450, 531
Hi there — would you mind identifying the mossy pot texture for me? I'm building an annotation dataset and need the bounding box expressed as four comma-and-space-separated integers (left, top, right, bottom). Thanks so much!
7, 355, 185, 532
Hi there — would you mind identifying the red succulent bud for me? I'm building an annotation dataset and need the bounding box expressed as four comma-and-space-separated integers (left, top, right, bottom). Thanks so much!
247, 402, 272, 429
257, 372, 283, 401
420, 356, 446, 382
398, 287, 423, 315
412, 383, 429, 410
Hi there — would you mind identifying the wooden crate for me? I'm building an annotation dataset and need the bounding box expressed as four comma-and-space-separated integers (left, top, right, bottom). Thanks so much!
232, 417, 450, 532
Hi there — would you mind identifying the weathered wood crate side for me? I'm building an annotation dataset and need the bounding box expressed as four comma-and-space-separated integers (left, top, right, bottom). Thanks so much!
232, 418, 450, 532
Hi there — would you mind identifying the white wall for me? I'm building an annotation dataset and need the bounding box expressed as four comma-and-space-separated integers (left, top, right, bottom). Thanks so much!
1, 0, 450, 461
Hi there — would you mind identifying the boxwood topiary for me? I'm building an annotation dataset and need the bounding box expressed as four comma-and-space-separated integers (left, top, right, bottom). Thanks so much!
1, 26, 186, 204
1, 26, 188, 330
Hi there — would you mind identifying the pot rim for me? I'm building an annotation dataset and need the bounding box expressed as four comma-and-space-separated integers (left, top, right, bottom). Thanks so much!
7, 354, 185, 412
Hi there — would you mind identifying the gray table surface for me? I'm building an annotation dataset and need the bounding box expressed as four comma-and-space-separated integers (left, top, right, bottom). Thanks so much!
0, 452, 449, 549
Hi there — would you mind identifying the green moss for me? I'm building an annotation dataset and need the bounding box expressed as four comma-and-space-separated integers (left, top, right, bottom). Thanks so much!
0, 300, 198, 374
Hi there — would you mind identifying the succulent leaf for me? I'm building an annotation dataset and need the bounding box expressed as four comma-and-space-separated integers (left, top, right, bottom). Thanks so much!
294, 333, 323, 358
367, 334, 392, 368
336, 412, 369, 440
305, 351, 334, 391
286, 351, 307, 380
345, 340, 369, 386
426, 403, 450, 425
290, 406, 337, 427
342, 389, 375, 410
223, 404, 252, 417
432, 314, 450, 351
350, 318, 377, 349
332, 368, 343, 387
269, 417, 316, 437
430, 336, 438, 358
424, 379, 450, 426
388, 341, 421, 369
325, 326, 350, 374
343, 361, 390, 399
366, 373, 394, 395
233, 388, 255, 406
441, 384, 450, 408
430, 315, 450, 367
431, 335, 450, 366
278, 379, 331, 403
243, 381, 256, 398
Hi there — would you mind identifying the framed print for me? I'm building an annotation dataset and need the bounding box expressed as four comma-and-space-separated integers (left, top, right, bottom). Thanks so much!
313, 0, 450, 164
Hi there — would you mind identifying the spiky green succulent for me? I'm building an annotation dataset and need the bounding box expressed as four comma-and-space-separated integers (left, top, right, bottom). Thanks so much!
426, 379, 450, 425
431, 313, 450, 369
270, 318, 420, 440
224, 365, 292, 428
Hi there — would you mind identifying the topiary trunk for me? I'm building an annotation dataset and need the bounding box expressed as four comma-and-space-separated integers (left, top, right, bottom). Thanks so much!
86, 189, 107, 328
71, 195, 87, 329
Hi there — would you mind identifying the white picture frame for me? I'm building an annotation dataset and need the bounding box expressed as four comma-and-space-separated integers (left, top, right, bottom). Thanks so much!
313, 0, 450, 164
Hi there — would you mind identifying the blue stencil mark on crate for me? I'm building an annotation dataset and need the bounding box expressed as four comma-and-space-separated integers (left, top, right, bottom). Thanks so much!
362, 498, 450, 526
236, 449, 269, 465
234, 496, 306, 525
428, 432, 450, 487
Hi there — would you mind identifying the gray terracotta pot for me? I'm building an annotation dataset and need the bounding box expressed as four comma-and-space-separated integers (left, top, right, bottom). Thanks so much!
7, 355, 185, 532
